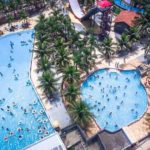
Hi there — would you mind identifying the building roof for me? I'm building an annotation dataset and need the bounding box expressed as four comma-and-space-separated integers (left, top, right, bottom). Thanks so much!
115, 10, 140, 27
98, 130, 131, 150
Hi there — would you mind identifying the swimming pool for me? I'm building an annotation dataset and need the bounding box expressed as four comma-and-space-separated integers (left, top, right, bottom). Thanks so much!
80, 69, 148, 132
114, 0, 144, 13
0, 30, 54, 150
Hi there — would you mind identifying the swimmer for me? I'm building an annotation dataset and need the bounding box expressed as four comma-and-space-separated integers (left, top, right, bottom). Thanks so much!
26, 80, 31, 86
115, 124, 118, 128
18, 135, 23, 140
89, 85, 94, 89
2, 116, 5, 120
98, 102, 101, 105
109, 112, 112, 116
12, 102, 17, 107
89, 95, 92, 98
98, 108, 100, 111
7, 109, 10, 112
18, 121, 22, 126
7, 63, 11, 68
45, 131, 49, 135
121, 101, 123, 104
99, 82, 101, 86
6, 128, 10, 131
7, 106, 10, 109
29, 49, 32, 52
13, 69, 16, 73
94, 104, 97, 107
102, 106, 106, 110
24, 109, 27, 114
134, 74, 137, 78
1, 107, 4, 111
107, 98, 109, 102
26, 128, 30, 132
0, 72, 3, 77
115, 96, 117, 100
131, 108, 134, 112
10, 56, 14, 61
17, 127, 22, 132
117, 106, 120, 109
124, 85, 127, 89
8, 88, 13, 93
14, 75, 18, 81
4, 136, 8, 141
10, 41, 14, 49
9, 131, 14, 136
135, 111, 138, 114
123, 93, 126, 97
10, 112, 14, 116
126, 78, 130, 82
135, 91, 138, 95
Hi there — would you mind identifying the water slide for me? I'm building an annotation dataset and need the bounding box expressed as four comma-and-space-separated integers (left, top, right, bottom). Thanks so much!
68, 0, 111, 22
68, 0, 85, 19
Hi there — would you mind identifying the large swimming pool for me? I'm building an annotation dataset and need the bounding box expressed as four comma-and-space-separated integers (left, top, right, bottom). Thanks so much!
0, 30, 54, 150
81, 69, 147, 132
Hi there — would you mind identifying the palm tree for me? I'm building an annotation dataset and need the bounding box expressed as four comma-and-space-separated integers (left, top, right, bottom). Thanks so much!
37, 55, 53, 72
64, 83, 80, 101
19, 10, 28, 27
98, 37, 115, 64
61, 65, 80, 84
117, 33, 131, 55
68, 100, 94, 128
54, 46, 70, 69
39, 71, 58, 98
34, 41, 52, 58
6, 14, 14, 27
125, 26, 141, 44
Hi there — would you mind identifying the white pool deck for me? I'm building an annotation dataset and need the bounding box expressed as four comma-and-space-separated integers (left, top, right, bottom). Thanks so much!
27, 133, 66, 150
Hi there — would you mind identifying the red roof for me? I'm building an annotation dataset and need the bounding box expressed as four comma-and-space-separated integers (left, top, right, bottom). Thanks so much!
115, 10, 140, 27
97, 0, 112, 8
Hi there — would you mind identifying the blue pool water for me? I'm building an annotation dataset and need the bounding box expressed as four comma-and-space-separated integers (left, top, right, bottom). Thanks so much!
114, 0, 144, 13
0, 30, 54, 150
81, 69, 147, 132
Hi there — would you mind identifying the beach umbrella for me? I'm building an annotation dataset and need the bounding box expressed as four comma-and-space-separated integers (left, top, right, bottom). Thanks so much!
97, 0, 112, 8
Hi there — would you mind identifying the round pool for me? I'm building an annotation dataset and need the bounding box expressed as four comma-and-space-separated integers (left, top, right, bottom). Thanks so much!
80, 68, 148, 132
